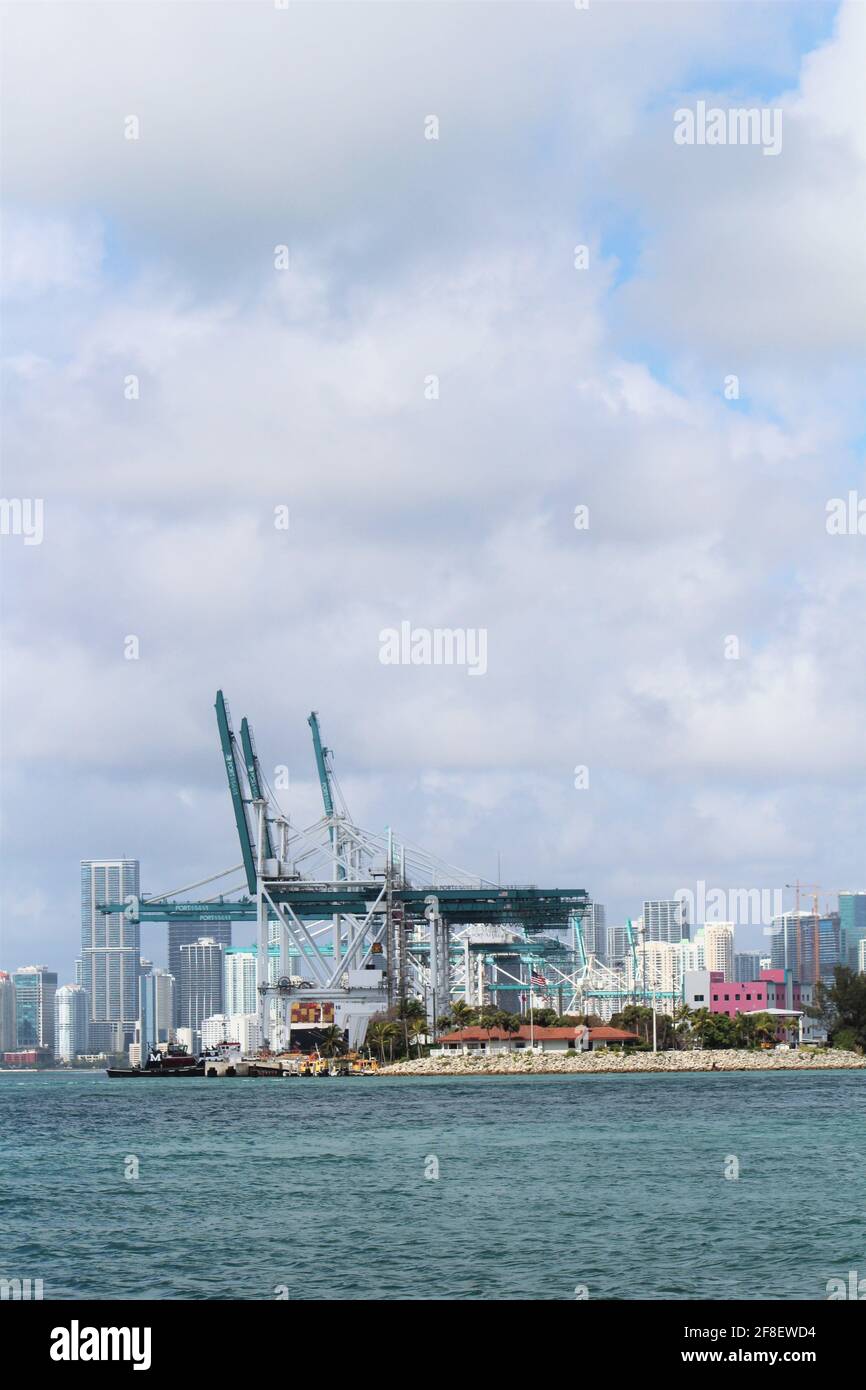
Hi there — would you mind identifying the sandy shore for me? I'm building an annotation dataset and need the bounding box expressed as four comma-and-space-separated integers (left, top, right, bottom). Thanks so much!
380, 1048, 866, 1076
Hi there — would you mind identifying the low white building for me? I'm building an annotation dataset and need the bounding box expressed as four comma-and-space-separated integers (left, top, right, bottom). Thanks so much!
433, 1025, 641, 1055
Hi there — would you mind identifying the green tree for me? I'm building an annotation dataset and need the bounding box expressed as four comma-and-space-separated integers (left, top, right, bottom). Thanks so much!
688, 1008, 739, 1049
319, 1025, 346, 1058
531, 1008, 559, 1028
778, 1014, 800, 1045
734, 1011, 759, 1048
749, 1012, 777, 1046
689, 1007, 712, 1047
610, 1004, 677, 1050
812, 967, 866, 1051
367, 1020, 399, 1063
448, 1000, 475, 1029
700, 1012, 739, 1049
399, 996, 426, 1022
406, 1017, 427, 1057
672, 1004, 695, 1050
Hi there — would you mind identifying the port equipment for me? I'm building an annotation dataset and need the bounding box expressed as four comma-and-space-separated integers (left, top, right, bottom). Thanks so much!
100, 694, 701, 1036
100, 693, 592, 1047
100, 707, 694, 1036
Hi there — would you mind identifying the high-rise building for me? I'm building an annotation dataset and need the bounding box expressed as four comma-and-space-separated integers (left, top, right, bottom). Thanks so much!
734, 951, 763, 983
858, 938, 866, 974
580, 903, 607, 964
224, 944, 279, 1016
606, 925, 629, 966
168, 922, 232, 1025
839, 892, 866, 970
770, 912, 808, 974
633, 941, 680, 996
770, 910, 841, 984
80, 859, 141, 1050
139, 967, 175, 1052
201, 1014, 231, 1048
702, 923, 735, 978
0, 971, 17, 1052
680, 937, 706, 972
13, 966, 58, 1050
643, 900, 689, 944
179, 938, 224, 1039
55, 984, 90, 1061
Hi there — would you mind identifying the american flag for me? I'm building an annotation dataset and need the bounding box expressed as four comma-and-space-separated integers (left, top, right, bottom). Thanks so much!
531, 970, 546, 986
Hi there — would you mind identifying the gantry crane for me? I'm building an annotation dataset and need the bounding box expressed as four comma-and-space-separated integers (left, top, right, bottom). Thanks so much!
100, 691, 592, 1048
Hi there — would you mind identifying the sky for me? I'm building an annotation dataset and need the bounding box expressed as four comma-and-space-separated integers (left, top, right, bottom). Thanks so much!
1, 0, 864, 981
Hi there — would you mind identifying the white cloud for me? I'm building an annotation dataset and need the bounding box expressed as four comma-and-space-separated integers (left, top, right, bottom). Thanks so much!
1, 0, 863, 979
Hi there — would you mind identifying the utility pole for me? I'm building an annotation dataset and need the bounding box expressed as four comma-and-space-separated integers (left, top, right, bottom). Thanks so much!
255, 799, 268, 1050
385, 828, 395, 1012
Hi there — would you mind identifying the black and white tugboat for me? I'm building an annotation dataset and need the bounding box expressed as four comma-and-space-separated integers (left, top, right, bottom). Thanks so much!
106, 1044, 204, 1078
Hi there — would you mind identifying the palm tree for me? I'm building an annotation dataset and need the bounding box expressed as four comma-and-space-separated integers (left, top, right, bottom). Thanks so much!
672, 1003, 694, 1049
367, 1020, 397, 1063
407, 1017, 427, 1057
690, 1008, 712, 1048
778, 1014, 799, 1046
751, 1012, 776, 1046
319, 1026, 345, 1058
400, 996, 426, 1021
449, 1001, 475, 1029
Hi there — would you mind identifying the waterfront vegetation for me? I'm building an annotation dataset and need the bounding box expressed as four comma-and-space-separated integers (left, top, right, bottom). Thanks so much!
811, 967, 866, 1052
362, 966, 866, 1064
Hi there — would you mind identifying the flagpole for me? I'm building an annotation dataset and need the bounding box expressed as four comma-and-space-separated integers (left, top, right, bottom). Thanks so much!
529, 962, 535, 1049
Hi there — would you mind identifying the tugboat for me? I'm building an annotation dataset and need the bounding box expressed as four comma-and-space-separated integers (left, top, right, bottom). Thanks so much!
106, 1044, 204, 1078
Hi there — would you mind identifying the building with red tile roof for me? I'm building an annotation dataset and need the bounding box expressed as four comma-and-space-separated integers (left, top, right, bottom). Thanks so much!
433, 1024, 641, 1055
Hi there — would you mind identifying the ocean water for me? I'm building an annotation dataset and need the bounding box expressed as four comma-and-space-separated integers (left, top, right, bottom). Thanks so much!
1, 1069, 864, 1301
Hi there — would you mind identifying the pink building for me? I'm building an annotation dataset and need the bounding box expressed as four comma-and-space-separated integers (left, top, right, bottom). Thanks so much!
708, 968, 803, 1018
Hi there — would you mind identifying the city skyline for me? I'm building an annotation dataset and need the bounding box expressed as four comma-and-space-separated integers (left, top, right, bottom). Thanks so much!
1, 850, 861, 984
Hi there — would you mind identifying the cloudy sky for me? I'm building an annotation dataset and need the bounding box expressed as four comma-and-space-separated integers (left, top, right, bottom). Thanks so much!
1, 0, 864, 981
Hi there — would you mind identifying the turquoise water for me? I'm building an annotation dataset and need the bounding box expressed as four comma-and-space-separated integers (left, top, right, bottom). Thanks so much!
1, 1069, 864, 1300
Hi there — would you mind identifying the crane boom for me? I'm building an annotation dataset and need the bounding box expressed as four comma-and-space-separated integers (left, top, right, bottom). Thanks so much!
215, 690, 258, 894
308, 711, 335, 818
240, 716, 275, 861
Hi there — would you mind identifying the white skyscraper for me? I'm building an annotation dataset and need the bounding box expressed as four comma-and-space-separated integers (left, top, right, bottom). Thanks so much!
225, 944, 280, 1016
179, 938, 224, 1039
55, 984, 90, 1061
680, 937, 706, 972
643, 900, 689, 944
631, 941, 681, 997
225, 947, 258, 1016
580, 903, 607, 963
80, 859, 141, 1050
702, 923, 735, 979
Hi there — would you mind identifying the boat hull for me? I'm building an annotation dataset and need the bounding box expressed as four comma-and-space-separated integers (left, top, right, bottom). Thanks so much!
106, 1066, 204, 1077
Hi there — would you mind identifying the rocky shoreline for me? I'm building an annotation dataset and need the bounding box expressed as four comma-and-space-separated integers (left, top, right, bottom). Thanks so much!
380, 1048, 866, 1077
